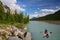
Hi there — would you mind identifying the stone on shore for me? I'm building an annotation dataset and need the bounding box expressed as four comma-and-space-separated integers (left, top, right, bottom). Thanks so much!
8, 37, 22, 40
25, 32, 31, 40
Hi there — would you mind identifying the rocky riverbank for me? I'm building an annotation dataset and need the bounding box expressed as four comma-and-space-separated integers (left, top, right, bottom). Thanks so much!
0, 25, 31, 40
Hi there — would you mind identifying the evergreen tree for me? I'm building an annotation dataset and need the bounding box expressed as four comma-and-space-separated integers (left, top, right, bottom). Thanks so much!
0, 1, 30, 24
19, 12, 24, 23
5, 7, 11, 23
24, 15, 29, 24
14, 10, 19, 22
27, 15, 29, 22
0, 1, 5, 21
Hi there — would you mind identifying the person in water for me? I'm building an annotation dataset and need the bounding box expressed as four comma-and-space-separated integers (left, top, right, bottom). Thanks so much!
44, 29, 49, 38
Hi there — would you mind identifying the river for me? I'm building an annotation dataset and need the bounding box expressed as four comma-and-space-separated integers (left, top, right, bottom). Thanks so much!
26, 21, 60, 40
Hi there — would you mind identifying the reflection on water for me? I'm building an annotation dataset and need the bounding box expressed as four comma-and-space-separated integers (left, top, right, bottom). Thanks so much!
26, 21, 60, 40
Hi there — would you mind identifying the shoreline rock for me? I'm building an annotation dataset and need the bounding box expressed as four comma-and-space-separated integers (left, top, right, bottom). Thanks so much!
25, 32, 31, 40
0, 25, 31, 40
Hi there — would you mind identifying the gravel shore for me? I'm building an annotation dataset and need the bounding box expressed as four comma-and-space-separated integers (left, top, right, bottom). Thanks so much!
45, 21, 60, 25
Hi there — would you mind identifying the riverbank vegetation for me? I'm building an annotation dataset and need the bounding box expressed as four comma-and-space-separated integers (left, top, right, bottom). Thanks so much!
0, 1, 30, 40
0, 1, 29, 24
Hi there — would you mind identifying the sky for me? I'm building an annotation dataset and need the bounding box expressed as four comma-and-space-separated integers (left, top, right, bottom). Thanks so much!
0, 0, 60, 19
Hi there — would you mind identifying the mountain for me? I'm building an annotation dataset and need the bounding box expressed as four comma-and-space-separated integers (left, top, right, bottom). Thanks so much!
31, 10, 60, 21
4, 5, 9, 9
30, 17, 37, 20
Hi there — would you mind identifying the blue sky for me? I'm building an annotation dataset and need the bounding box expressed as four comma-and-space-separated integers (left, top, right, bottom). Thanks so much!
0, 0, 60, 18
17, 0, 60, 18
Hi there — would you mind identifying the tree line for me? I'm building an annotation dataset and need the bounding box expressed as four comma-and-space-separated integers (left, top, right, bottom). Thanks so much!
0, 1, 29, 24
30, 10, 60, 21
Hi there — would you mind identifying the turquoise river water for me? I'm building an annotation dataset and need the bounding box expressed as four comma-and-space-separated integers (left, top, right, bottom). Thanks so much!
26, 21, 60, 40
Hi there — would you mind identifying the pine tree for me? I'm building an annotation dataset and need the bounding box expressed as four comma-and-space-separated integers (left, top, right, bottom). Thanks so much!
0, 1, 30, 24
14, 10, 19, 22
0, 1, 5, 22
19, 12, 24, 23
27, 15, 29, 22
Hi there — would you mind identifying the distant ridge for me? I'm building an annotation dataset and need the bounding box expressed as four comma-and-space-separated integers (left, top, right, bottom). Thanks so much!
30, 10, 60, 21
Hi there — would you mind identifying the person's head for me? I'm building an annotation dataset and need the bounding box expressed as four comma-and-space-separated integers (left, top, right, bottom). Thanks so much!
45, 29, 48, 32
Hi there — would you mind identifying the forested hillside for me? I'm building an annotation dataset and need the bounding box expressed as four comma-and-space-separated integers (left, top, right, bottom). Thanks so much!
0, 1, 29, 24
30, 10, 60, 21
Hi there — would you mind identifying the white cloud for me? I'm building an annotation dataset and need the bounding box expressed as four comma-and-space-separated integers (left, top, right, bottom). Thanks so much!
30, 13, 45, 19
22, 5, 26, 7
39, 8, 60, 17
9, 4, 25, 12
0, 0, 17, 6
0, 0, 25, 12
40, 9, 59, 15
30, 14, 38, 19
56, 6, 60, 10
34, 11, 38, 13
41, 9, 56, 13
30, 8, 60, 19
29, 11, 38, 19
